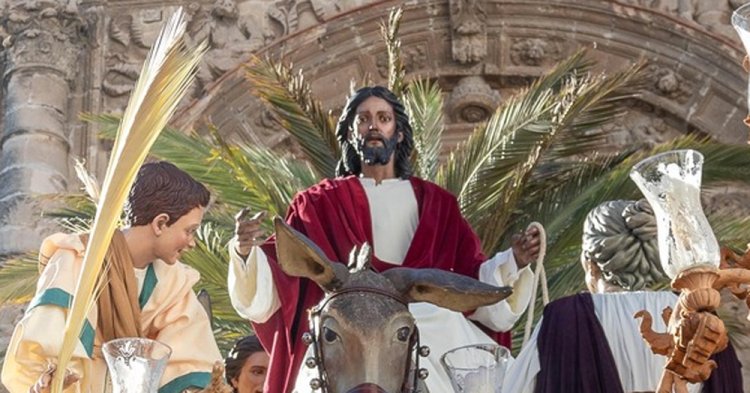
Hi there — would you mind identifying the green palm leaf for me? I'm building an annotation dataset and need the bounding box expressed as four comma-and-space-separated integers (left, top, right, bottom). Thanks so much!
404, 79, 444, 181
244, 58, 339, 178
83, 113, 251, 210
543, 135, 750, 270
439, 50, 643, 252
0, 255, 38, 305
381, 7, 406, 97
209, 126, 317, 216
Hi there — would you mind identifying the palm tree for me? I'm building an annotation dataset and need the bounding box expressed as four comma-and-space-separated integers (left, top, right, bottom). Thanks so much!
3, 8, 750, 354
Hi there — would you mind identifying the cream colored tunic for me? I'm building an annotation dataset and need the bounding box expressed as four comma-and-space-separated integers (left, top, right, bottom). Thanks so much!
1, 233, 222, 393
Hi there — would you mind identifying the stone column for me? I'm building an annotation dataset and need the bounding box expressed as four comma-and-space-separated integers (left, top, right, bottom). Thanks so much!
0, 1, 86, 256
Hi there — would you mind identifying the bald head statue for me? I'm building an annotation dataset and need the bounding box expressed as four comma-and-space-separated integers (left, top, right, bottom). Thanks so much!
580, 199, 667, 293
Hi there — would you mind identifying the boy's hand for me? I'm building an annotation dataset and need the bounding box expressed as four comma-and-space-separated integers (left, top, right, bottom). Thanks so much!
511, 225, 542, 270
29, 364, 79, 393
234, 209, 267, 259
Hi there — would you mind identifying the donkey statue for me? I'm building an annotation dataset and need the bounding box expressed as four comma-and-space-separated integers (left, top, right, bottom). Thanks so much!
274, 217, 513, 393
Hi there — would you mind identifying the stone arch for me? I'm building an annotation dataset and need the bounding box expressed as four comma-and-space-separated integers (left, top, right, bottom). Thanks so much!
174, 0, 748, 153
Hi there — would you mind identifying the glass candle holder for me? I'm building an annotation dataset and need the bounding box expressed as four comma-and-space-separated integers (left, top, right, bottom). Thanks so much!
629, 149, 720, 279
102, 337, 172, 393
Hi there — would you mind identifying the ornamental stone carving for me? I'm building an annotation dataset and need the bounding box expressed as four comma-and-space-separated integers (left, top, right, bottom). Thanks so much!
375, 44, 428, 78
510, 37, 563, 67
615, 0, 745, 40
447, 76, 501, 123
0, 0, 86, 81
102, 7, 182, 102
187, 0, 267, 93
449, 0, 487, 64
602, 106, 683, 149
267, 0, 368, 36
644, 64, 693, 104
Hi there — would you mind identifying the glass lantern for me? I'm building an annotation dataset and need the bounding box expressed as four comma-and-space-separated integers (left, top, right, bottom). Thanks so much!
629, 149, 720, 279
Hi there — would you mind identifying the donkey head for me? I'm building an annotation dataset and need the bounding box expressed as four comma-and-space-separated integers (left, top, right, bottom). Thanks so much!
274, 218, 512, 393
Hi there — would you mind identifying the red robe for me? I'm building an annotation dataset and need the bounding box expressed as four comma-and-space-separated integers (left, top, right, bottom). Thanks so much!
253, 176, 511, 393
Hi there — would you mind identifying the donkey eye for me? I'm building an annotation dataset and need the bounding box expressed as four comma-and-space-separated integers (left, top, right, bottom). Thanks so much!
323, 327, 339, 343
396, 327, 411, 342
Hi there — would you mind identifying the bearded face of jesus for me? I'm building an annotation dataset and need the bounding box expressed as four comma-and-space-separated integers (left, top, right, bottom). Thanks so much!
335, 86, 415, 179
350, 96, 403, 166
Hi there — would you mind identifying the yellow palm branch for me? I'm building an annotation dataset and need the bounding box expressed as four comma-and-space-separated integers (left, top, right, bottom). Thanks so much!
52, 8, 206, 392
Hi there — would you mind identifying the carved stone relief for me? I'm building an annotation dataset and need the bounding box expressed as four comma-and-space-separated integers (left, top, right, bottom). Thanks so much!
510, 37, 564, 67
643, 64, 694, 104
0, 0, 86, 80
601, 105, 683, 149
447, 75, 501, 123
187, 0, 267, 93
615, 0, 746, 40
102, 6, 181, 105
267, 0, 369, 37
375, 44, 428, 78
449, 0, 487, 64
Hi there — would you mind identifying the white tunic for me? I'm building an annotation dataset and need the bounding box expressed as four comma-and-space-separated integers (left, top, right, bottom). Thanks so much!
503, 291, 701, 393
228, 178, 534, 393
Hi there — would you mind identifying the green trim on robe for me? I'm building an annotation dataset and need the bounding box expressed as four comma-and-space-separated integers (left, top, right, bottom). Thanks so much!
28, 288, 95, 357
139, 263, 158, 309
158, 371, 211, 393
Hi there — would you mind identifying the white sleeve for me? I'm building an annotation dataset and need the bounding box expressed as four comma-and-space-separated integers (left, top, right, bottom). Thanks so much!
468, 248, 534, 331
227, 238, 281, 323
501, 320, 541, 393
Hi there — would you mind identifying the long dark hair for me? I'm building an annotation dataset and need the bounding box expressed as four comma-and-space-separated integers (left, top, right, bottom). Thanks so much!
224, 335, 266, 392
335, 86, 414, 179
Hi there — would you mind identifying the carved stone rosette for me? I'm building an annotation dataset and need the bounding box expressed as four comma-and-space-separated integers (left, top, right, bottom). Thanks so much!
509, 37, 562, 67
0, 1, 87, 255
447, 76, 501, 123
643, 64, 693, 104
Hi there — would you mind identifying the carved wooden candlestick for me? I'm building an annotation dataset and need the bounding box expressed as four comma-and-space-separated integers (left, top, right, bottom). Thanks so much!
628, 149, 744, 392
637, 255, 750, 393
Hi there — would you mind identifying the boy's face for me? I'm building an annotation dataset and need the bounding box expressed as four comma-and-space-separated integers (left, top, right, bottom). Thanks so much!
155, 206, 205, 264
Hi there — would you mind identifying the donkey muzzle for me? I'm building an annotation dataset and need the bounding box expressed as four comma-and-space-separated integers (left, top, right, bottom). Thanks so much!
345, 383, 390, 393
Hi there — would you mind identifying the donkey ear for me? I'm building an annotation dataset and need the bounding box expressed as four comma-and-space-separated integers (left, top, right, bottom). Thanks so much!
274, 217, 347, 292
382, 268, 512, 312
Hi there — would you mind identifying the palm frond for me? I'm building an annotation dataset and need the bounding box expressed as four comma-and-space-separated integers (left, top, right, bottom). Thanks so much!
439, 51, 643, 252
54, 10, 206, 391
181, 224, 252, 353
84, 113, 254, 211
209, 127, 318, 217
403, 79, 444, 181
438, 50, 591, 203
710, 214, 750, 249
0, 255, 39, 304
381, 7, 405, 97
543, 135, 750, 271
73, 159, 100, 202
244, 58, 338, 178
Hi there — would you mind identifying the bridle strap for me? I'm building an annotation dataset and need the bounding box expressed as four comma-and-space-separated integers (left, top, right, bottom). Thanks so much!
312, 287, 409, 314
307, 286, 421, 393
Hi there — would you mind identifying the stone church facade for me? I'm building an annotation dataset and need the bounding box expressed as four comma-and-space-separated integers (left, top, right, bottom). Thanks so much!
1, 0, 750, 390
